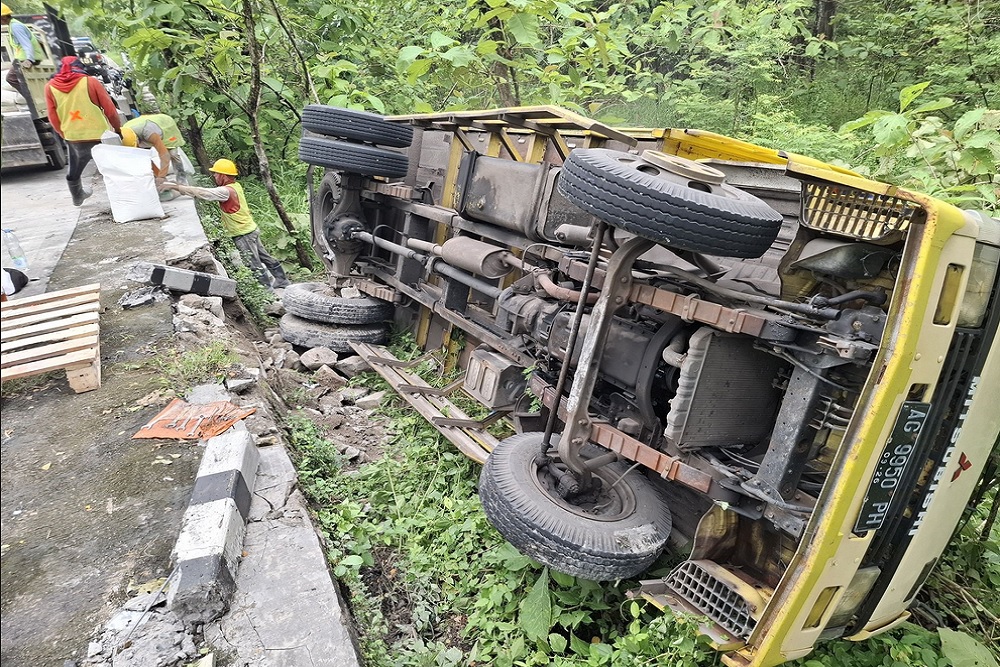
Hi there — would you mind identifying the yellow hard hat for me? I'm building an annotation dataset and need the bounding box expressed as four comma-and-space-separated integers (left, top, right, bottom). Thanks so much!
1, 4, 12, 16
120, 126, 138, 148
209, 158, 238, 176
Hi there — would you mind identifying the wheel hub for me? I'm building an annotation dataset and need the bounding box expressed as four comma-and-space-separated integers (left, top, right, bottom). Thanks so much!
533, 458, 637, 522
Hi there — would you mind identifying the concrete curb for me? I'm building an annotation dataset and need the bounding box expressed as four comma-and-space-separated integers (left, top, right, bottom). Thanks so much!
167, 425, 259, 626
132, 261, 238, 299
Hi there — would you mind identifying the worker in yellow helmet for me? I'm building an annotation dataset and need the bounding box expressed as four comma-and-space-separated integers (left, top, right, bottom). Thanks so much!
114, 113, 193, 183
2, 3, 43, 98
160, 159, 290, 289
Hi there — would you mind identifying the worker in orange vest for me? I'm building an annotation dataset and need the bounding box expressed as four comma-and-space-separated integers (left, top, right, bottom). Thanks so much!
44, 56, 122, 206
160, 159, 291, 289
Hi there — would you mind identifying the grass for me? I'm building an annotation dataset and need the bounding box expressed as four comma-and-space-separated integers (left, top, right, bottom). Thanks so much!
149, 341, 239, 394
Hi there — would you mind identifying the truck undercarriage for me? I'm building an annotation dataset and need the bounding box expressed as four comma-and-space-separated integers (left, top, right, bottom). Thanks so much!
290, 106, 1000, 667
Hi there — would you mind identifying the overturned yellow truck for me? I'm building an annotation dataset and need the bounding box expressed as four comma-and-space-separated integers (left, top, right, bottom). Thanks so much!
288, 106, 999, 666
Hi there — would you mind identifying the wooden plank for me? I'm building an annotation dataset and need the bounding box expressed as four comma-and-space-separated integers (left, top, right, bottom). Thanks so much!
1, 293, 102, 321
352, 343, 498, 463
0, 311, 99, 342
2, 323, 100, 352
0, 283, 100, 311
1, 348, 97, 382
0, 301, 100, 329
1, 335, 99, 368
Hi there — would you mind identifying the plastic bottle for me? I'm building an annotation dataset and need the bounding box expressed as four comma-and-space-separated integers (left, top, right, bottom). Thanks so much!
3, 229, 29, 270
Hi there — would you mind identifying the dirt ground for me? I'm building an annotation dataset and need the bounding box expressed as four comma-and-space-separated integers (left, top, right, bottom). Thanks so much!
1, 184, 203, 666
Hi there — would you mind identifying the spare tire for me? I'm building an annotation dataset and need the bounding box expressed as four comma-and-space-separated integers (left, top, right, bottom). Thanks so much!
302, 105, 413, 148
558, 149, 783, 259
282, 282, 393, 325
479, 432, 673, 582
299, 136, 409, 178
279, 313, 388, 353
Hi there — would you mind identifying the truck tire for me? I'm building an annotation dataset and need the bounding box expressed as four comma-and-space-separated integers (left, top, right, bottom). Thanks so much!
282, 282, 394, 325
479, 432, 673, 582
279, 313, 388, 352
43, 135, 67, 170
302, 105, 413, 148
299, 136, 409, 179
558, 149, 783, 259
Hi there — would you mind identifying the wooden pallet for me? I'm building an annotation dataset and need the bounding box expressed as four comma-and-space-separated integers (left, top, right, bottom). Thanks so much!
1, 283, 102, 393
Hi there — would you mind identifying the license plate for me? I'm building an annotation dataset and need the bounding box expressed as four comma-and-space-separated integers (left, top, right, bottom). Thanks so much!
854, 401, 931, 533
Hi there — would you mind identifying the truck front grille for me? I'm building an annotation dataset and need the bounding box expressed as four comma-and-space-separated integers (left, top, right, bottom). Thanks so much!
665, 560, 755, 639
801, 181, 919, 240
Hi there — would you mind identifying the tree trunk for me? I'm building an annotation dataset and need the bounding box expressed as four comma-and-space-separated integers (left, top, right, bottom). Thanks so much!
185, 115, 213, 174
240, 0, 314, 270
814, 0, 836, 41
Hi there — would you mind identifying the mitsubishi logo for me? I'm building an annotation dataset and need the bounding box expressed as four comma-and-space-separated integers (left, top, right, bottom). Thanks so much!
951, 452, 973, 482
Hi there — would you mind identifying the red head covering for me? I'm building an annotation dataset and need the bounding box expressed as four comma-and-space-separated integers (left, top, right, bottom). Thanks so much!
49, 56, 89, 92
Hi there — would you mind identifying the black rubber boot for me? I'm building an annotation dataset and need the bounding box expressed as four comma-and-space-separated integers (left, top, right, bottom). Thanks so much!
271, 266, 291, 289
68, 179, 92, 207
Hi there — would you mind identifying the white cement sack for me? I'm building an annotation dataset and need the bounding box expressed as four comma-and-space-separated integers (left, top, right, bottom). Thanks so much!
91, 144, 165, 223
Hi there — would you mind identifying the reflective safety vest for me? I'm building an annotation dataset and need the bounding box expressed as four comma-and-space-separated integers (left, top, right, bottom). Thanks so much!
50, 79, 111, 142
220, 182, 257, 237
125, 113, 185, 148
9, 19, 43, 62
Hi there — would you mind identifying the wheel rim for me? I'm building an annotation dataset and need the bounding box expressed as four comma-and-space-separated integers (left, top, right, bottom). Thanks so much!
530, 455, 638, 522
640, 150, 727, 185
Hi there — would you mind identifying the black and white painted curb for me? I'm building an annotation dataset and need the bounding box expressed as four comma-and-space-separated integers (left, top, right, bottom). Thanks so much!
129, 261, 238, 299
167, 424, 259, 625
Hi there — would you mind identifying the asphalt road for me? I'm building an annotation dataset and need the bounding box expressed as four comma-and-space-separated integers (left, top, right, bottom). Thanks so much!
0, 168, 207, 666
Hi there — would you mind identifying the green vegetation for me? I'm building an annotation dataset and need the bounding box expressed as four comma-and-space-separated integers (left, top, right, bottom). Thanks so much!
56, 0, 999, 661
277, 336, 1000, 667
151, 341, 239, 394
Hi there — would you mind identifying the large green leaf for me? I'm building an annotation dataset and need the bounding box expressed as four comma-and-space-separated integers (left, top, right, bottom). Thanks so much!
954, 108, 988, 141
519, 568, 551, 641
506, 12, 540, 46
938, 628, 999, 667
899, 81, 931, 112
839, 110, 891, 134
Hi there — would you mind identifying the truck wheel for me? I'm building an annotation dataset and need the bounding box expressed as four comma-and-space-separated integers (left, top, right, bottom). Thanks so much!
44, 136, 67, 170
479, 432, 672, 582
279, 313, 388, 353
558, 149, 783, 259
302, 105, 413, 148
282, 282, 394, 325
299, 136, 408, 179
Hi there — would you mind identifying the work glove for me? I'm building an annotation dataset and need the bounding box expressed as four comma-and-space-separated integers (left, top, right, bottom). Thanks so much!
21, 61, 32, 69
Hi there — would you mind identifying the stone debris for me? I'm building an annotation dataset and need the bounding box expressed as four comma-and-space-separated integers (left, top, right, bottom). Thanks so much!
314, 365, 348, 389
179, 294, 225, 321
340, 286, 362, 299
354, 390, 387, 411
334, 355, 371, 378
318, 394, 344, 413
118, 286, 168, 310
300, 346, 339, 370
339, 387, 370, 405
264, 300, 285, 317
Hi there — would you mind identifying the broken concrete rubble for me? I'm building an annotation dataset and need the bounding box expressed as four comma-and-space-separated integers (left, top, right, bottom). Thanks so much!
314, 364, 348, 389
300, 346, 340, 370
354, 390, 387, 411
339, 386, 370, 404
117, 286, 169, 309
334, 355, 371, 378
